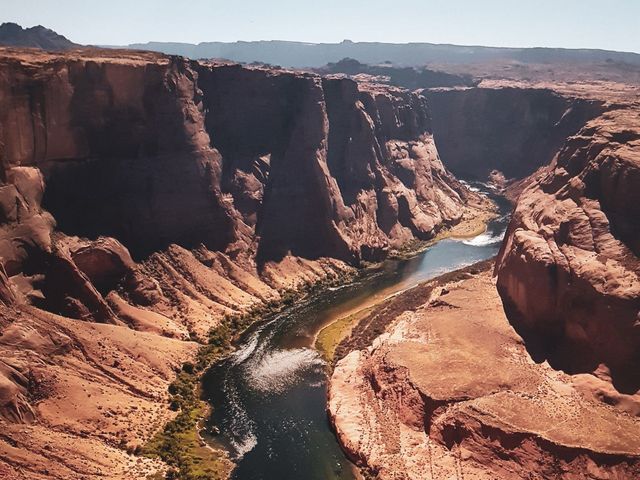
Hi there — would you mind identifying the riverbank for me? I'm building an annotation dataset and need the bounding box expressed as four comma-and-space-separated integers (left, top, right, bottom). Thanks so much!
388, 200, 498, 261
151, 190, 503, 479
142, 267, 356, 479
197, 187, 510, 479
316, 202, 499, 361
327, 259, 495, 363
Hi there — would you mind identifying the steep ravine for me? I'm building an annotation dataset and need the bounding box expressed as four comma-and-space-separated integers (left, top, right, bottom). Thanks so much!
328, 88, 640, 477
1, 46, 638, 480
0, 48, 487, 479
426, 86, 604, 179
495, 106, 640, 394
202, 188, 511, 480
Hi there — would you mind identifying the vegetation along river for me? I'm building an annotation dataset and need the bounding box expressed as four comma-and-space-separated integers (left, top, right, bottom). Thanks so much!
202, 184, 511, 479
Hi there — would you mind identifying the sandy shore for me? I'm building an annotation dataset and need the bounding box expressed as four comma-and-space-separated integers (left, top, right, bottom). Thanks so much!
316, 204, 499, 360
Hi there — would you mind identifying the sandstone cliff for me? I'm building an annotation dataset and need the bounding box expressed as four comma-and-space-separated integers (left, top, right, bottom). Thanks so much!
495, 105, 640, 393
328, 81, 640, 478
0, 48, 484, 329
426, 87, 603, 180
329, 264, 640, 479
0, 48, 484, 478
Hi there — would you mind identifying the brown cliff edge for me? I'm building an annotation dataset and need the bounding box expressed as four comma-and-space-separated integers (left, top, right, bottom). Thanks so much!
329, 262, 640, 479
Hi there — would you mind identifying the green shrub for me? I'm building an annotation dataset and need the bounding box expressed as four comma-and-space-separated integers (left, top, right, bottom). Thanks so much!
142, 271, 357, 480
182, 362, 195, 374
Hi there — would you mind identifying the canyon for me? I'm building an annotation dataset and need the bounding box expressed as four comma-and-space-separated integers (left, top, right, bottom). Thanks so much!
0, 40, 638, 480
0, 46, 485, 479
328, 81, 640, 478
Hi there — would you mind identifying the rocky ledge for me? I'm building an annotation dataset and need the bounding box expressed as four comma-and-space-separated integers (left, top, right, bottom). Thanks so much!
495, 105, 640, 394
329, 263, 640, 479
328, 79, 640, 477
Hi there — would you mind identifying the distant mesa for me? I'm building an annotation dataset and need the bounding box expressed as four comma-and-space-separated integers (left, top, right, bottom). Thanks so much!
316, 57, 478, 89
124, 38, 640, 68
2, 23, 639, 70
0, 22, 78, 50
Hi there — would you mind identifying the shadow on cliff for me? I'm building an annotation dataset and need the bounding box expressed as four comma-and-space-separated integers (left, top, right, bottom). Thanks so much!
499, 295, 640, 395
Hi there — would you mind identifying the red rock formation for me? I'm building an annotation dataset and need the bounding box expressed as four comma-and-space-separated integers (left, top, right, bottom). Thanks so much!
0, 303, 197, 479
0, 48, 487, 477
0, 263, 14, 305
328, 80, 640, 479
198, 66, 479, 264
426, 87, 603, 180
68, 236, 135, 293
495, 106, 640, 391
1, 49, 478, 280
329, 266, 640, 479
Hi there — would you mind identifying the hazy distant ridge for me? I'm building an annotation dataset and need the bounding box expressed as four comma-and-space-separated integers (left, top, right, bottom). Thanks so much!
124, 39, 640, 67
1, 21, 637, 68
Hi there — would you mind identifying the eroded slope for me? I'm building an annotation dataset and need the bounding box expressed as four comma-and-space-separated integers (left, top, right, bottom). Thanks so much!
329, 265, 640, 479
495, 106, 640, 393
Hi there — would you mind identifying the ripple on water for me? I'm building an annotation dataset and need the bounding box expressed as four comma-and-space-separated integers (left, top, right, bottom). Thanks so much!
244, 348, 326, 394
461, 231, 505, 246
230, 330, 261, 366
223, 381, 258, 459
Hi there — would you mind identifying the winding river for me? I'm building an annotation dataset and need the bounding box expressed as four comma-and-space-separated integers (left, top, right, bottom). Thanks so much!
202, 185, 511, 480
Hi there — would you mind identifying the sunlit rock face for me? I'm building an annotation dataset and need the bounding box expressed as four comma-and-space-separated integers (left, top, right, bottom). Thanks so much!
495, 107, 640, 392
0, 47, 487, 479
0, 48, 482, 330
328, 82, 640, 478
197, 65, 478, 264
329, 267, 640, 479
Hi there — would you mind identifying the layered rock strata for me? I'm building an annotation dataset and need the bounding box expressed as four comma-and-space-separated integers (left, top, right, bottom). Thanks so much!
426, 87, 603, 179
0, 48, 484, 329
329, 264, 640, 479
0, 48, 485, 478
495, 106, 640, 393
329, 85, 640, 478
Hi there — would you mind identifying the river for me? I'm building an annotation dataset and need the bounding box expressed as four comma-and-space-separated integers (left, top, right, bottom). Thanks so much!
202, 184, 511, 480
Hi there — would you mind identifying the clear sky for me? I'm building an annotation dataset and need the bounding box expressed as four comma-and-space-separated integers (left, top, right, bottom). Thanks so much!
3, 0, 639, 53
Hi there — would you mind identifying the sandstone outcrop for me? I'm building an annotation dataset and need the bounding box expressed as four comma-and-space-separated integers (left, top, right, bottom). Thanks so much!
328, 78, 640, 478
198, 64, 483, 263
329, 265, 640, 479
0, 303, 197, 479
4, 43, 635, 480
0, 47, 483, 326
495, 106, 640, 392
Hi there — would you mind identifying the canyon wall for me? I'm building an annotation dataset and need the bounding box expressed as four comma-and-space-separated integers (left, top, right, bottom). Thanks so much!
4, 46, 637, 480
198, 65, 480, 264
0, 49, 483, 328
495, 105, 640, 392
328, 85, 640, 478
0, 48, 485, 478
426, 87, 603, 179
329, 265, 640, 479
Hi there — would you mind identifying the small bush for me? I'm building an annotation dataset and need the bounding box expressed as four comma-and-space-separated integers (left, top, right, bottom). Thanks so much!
182, 362, 195, 374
